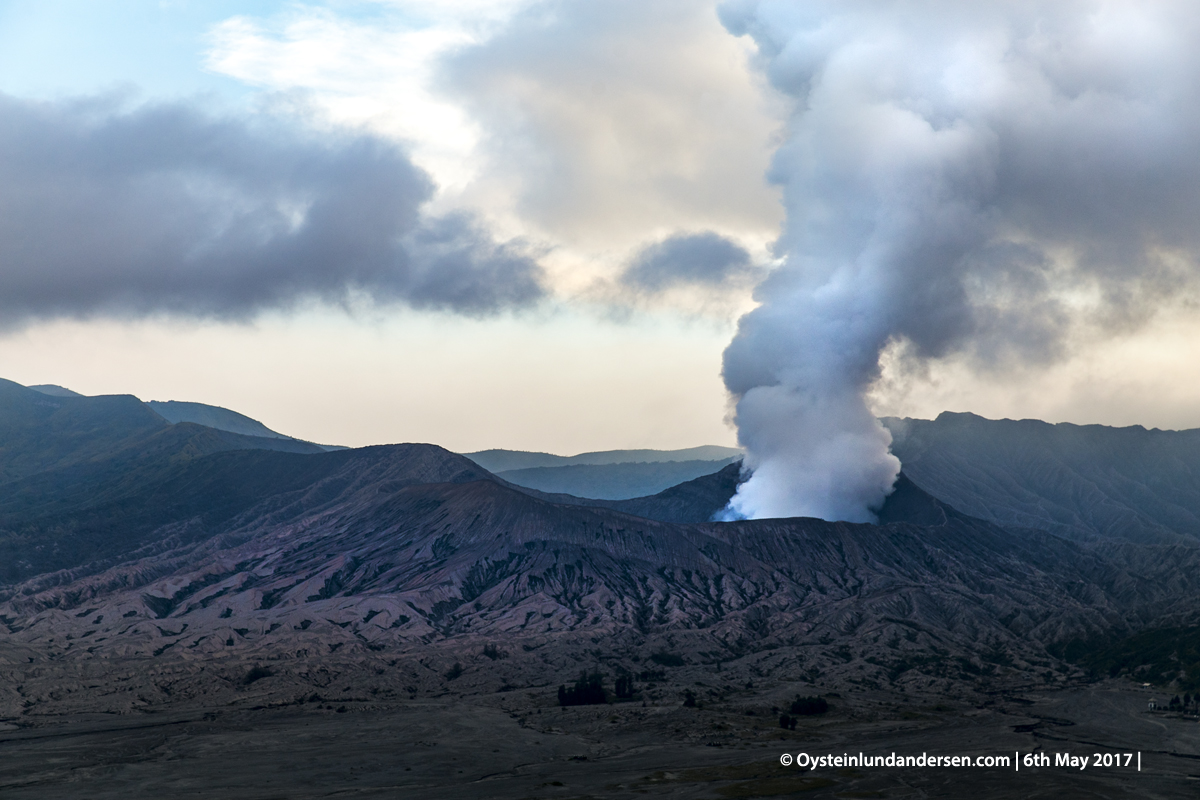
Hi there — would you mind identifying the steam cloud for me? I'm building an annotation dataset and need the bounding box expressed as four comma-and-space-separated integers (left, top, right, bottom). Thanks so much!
719, 0, 1200, 521
0, 94, 544, 323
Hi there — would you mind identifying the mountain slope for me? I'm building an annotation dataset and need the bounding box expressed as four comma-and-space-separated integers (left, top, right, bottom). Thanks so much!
0, 381, 353, 583
147, 400, 345, 451
495, 458, 739, 500
599, 461, 743, 522
27, 384, 83, 397
0, 442, 490, 585
146, 400, 290, 440
0, 378, 169, 482
884, 412, 1200, 543
6, 448, 1199, 679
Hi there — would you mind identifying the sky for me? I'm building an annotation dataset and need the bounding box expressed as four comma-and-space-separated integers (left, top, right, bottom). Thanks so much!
2, 0, 1200, 458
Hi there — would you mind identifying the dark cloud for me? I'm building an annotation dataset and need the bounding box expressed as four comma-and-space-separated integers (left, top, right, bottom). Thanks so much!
401, 211, 547, 311
0, 93, 544, 322
620, 232, 754, 292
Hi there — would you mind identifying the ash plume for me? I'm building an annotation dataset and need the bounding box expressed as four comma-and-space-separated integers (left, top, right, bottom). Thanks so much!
718, 0, 1200, 521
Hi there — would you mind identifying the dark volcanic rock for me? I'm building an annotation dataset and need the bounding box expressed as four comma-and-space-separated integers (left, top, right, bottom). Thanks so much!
0, 378, 167, 482
6, 447, 1200, 715
602, 461, 744, 522
885, 411, 1200, 543
0, 443, 495, 586
0, 379, 391, 582
876, 474, 952, 527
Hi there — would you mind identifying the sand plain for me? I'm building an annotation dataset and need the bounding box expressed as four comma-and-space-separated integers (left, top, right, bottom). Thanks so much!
1, 678, 1197, 799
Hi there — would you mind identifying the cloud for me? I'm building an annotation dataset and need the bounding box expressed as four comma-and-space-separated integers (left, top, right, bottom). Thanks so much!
717, 0, 1200, 521
620, 231, 755, 292
200, 0, 784, 317
0, 93, 544, 323
204, 7, 491, 192
438, 0, 782, 252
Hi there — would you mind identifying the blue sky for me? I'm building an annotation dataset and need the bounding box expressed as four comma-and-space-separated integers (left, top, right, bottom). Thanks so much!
0, 1, 271, 99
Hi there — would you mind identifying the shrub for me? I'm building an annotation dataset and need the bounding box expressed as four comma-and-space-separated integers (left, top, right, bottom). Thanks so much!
683, 690, 697, 708
482, 644, 504, 660
790, 695, 829, 715
650, 651, 685, 667
445, 662, 464, 681
559, 672, 607, 706
243, 665, 273, 685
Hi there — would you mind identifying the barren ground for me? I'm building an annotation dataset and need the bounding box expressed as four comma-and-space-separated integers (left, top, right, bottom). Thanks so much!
2, 678, 1197, 799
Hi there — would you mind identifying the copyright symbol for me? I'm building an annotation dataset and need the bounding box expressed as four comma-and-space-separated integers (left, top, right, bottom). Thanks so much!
780, 753, 793, 766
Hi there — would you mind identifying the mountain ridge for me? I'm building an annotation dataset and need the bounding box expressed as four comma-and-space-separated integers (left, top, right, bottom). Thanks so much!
495, 457, 740, 500
147, 400, 290, 440
884, 411, 1200, 544
464, 444, 742, 472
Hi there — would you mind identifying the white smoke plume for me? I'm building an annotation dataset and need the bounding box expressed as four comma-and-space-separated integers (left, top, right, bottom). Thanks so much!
719, 0, 1200, 521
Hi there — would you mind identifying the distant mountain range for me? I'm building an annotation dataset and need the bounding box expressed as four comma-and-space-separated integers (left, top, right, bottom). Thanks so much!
26, 385, 732, 499
465, 445, 742, 499
26, 384, 83, 397
465, 445, 743, 471
491, 458, 739, 500
146, 400, 293, 441
27, 383, 341, 452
